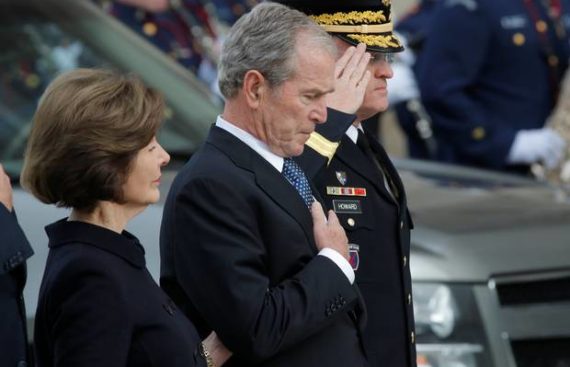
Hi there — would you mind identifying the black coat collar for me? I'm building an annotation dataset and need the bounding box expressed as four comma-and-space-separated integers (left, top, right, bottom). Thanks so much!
46, 218, 146, 268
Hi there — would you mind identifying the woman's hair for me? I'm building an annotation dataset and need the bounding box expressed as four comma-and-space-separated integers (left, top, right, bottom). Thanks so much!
21, 68, 165, 212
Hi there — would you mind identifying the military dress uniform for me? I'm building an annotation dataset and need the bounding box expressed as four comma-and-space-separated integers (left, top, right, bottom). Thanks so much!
99, 0, 256, 73
282, 1, 417, 366
298, 114, 416, 367
104, 2, 205, 72
417, 0, 570, 170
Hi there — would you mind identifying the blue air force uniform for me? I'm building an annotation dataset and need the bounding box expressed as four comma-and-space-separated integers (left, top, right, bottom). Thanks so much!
103, 1, 256, 73
417, 0, 570, 169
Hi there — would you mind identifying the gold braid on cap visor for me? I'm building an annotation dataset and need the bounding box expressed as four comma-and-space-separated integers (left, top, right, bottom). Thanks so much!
346, 34, 402, 48
310, 10, 387, 25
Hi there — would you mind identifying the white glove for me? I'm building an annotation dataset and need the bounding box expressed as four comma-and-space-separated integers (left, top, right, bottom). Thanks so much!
507, 128, 566, 168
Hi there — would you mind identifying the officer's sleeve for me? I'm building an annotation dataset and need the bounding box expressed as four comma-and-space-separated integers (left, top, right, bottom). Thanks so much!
296, 108, 356, 178
0, 205, 34, 275
417, 2, 517, 168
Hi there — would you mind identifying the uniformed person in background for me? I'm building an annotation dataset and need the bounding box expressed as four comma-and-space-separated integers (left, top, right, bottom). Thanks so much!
276, 1, 417, 366
97, 0, 258, 98
390, 0, 440, 160
0, 164, 34, 367
417, 0, 570, 172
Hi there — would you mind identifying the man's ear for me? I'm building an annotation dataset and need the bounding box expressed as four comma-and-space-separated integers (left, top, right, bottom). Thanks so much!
242, 70, 266, 108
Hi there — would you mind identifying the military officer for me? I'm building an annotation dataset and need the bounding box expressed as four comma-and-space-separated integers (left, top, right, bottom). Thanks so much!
99, 0, 257, 74
417, 0, 570, 171
277, 1, 417, 366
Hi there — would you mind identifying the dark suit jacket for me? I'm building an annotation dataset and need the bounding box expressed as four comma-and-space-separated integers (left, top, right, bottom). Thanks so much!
34, 219, 206, 367
160, 126, 368, 367
308, 128, 417, 367
0, 205, 33, 367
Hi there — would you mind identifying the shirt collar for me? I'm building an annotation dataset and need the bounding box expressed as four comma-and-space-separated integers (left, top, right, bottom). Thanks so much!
216, 115, 284, 172
346, 123, 363, 144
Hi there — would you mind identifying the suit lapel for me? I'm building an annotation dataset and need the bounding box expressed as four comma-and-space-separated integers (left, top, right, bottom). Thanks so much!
207, 127, 318, 252
364, 129, 407, 209
335, 135, 395, 204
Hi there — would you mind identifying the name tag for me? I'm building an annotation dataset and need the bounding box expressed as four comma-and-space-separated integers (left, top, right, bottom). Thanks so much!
333, 199, 362, 214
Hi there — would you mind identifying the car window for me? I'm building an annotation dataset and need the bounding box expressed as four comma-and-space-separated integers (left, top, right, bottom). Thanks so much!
0, 1, 219, 177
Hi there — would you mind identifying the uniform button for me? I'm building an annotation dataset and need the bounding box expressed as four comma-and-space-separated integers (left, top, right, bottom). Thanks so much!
407, 293, 412, 305
513, 32, 525, 46
347, 218, 355, 227
142, 22, 158, 36
400, 220, 404, 229
143, 22, 158, 37
403, 256, 407, 267
536, 20, 548, 33
411, 331, 415, 344
471, 127, 486, 140
549, 55, 559, 67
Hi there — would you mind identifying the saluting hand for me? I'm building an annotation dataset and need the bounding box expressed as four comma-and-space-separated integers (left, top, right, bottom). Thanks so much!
311, 201, 349, 260
326, 42, 371, 115
0, 164, 13, 211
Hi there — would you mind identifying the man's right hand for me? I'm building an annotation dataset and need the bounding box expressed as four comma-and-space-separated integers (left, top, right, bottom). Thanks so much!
326, 43, 371, 115
0, 164, 13, 211
311, 201, 349, 260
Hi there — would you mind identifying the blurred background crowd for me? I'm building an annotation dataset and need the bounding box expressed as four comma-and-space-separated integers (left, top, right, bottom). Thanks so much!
95, 0, 570, 186
4, 0, 570, 183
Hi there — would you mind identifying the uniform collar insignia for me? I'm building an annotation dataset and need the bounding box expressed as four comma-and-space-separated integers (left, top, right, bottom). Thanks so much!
336, 171, 347, 185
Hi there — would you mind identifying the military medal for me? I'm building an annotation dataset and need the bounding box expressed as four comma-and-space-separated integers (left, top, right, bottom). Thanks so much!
326, 186, 367, 196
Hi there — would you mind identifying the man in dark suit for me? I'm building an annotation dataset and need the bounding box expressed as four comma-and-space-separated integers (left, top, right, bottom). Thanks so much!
275, 1, 418, 366
0, 164, 34, 367
160, 3, 372, 366
160, 4, 368, 367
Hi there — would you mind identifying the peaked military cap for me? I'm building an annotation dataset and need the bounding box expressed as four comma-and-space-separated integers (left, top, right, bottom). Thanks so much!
271, 0, 404, 53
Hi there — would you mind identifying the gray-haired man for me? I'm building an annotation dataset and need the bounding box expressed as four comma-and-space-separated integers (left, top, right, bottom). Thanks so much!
160, 2, 371, 366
